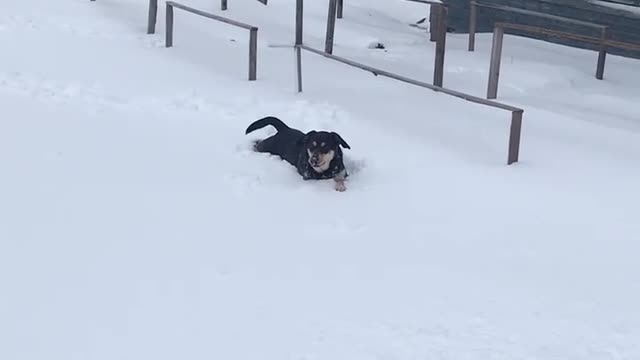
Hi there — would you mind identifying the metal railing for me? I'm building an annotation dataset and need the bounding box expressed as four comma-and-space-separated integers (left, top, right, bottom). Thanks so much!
221, 0, 267, 11
164, 1, 258, 81
296, 45, 524, 165
468, 0, 640, 83
486, 22, 640, 99
323, 0, 448, 87
468, 1, 609, 55
293, 0, 524, 165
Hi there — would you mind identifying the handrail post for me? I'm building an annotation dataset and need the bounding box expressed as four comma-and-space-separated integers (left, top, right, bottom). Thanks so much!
221, 0, 228, 10
337, 0, 344, 19
166, 3, 174, 47
429, 4, 439, 42
249, 28, 258, 80
296, 0, 303, 45
325, 0, 338, 54
433, 4, 447, 87
508, 110, 523, 165
468, 0, 477, 51
147, 0, 158, 34
487, 24, 504, 99
596, 27, 608, 80
296, 0, 304, 92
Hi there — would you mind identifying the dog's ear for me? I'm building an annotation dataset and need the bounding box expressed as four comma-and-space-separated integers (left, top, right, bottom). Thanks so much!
332, 132, 351, 149
298, 131, 317, 146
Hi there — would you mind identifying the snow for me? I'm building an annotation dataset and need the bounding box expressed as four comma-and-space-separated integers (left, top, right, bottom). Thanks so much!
1, 0, 640, 359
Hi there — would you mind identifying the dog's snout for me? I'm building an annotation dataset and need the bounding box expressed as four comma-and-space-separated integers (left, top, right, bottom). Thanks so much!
309, 156, 320, 166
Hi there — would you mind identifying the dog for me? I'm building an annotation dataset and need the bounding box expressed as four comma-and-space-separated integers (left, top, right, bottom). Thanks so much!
245, 116, 351, 192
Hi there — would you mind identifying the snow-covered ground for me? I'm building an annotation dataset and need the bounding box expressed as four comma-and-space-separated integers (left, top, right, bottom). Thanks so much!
1, 0, 640, 359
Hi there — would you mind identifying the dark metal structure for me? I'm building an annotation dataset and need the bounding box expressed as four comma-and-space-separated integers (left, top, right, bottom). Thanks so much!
443, 0, 640, 59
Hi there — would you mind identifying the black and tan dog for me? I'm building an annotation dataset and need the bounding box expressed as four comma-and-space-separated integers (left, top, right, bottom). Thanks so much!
245, 116, 351, 192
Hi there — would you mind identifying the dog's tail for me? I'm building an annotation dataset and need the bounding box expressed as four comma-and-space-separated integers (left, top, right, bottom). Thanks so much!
245, 116, 290, 135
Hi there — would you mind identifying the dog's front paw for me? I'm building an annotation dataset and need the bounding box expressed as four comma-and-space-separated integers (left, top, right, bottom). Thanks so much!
334, 180, 347, 192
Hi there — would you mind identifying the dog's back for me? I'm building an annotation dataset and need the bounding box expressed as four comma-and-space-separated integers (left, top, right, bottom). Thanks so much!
245, 116, 305, 166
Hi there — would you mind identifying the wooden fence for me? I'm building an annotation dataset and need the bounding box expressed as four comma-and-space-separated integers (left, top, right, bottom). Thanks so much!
486, 21, 640, 99
164, 1, 259, 81
294, 0, 524, 165
323, 0, 448, 87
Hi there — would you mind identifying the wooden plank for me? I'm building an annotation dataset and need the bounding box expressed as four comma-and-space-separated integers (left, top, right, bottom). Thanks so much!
405, 0, 443, 5
433, 5, 447, 87
468, 0, 477, 51
429, 4, 440, 42
165, 3, 174, 47
497, 22, 604, 45
296, 46, 303, 92
298, 44, 523, 112
596, 28, 608, 80
598, 0, 640, 6
325, 0, 338, 54
471, 1, 608, 29
508, 110, 523, 165
166, 1, 256, 30
497, 22, 640, 51
249, 28, 258, 80
147, 0, 158, 34
487, 25, 504, 99
295, 0, 303, 45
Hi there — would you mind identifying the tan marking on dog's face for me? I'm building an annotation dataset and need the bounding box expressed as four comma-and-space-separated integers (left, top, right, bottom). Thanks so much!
307, 149, 335, 173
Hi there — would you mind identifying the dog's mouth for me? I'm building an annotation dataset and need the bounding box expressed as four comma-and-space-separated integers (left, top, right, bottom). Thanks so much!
309, 159, 327, 170
308, 149, 335, 172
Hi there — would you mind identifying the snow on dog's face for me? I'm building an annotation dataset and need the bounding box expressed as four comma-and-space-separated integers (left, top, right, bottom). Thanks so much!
302, 131, 351, 173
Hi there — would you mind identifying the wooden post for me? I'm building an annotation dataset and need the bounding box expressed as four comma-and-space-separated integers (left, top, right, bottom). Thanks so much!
433, 5, 447, 87
165, 3, 174, 47
487, 25, 504, 99
337, 0, 344, 19
296, 46, 303, 92
296, 0, 304, 92
596, 27, 608, 80
508, 110, 523, 165
249, 28, 258, 80
429, 4, 439, 42
296, 0, 303, 45
221, 0, 228, 10
325, 0, 338, 54
147, 0, 158, 34
468, 0, 477, 51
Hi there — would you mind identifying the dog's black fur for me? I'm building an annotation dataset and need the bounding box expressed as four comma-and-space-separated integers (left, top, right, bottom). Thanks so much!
245, 116, 351, 191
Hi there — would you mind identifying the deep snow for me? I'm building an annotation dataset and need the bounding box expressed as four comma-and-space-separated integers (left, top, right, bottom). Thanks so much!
1, 0, 640, 359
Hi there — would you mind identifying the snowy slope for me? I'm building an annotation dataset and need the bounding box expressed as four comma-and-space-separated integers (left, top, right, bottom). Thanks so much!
1, 0, 640, 359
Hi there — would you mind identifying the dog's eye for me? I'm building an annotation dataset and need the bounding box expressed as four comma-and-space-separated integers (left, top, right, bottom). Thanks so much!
312, 141, 317, 147
320, 142, 326, 147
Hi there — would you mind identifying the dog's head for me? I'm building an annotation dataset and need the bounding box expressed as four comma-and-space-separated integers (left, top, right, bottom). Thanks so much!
301, 131, 350, 173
